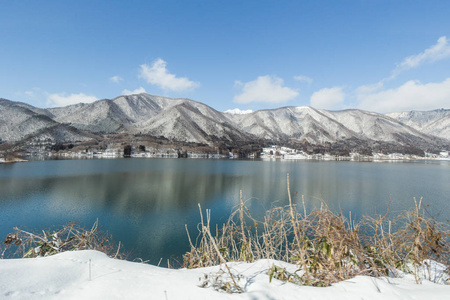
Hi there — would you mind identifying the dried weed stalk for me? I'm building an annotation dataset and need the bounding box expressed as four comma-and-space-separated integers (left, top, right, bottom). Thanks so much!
2, 220, 123, 259
183, 174, 450, 287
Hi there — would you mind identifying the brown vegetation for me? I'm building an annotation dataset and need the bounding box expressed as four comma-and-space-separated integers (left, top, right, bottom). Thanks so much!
1, 220, 123, 260
183, 174, 450, 287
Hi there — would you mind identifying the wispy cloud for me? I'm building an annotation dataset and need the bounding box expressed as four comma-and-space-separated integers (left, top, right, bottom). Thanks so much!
122, 87, 147, 95
310, 87, 345, 110
139, 58, 199, 92
17, 87, 42, 98
354, 82, 384, 96
294, 75, 313, 85
110, 75, 123, 83
234, 80, 244, 88
47, 93, 98, 107
358, 36, 450, 92
358, 78, 450, 113
352, 36, 450, 112
234, 75, 298, 104
390, 36, 450, 79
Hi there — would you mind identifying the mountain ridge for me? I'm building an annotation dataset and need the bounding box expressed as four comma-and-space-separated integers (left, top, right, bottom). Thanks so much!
1, 94, 449, 154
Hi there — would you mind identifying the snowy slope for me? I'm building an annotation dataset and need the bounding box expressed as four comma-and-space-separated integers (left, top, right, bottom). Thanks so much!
48, 100, 133, 133
226, 106, 446, 148
387, 109, 450, 140
423, 116, 450, 141
1, 93, 449, 149
47, 94, 249, 143
0, 250, 448, 300
328, 109, 442, 147
0, 99, 93, 143
135, 101, 249, 143
225, 106, 354, 143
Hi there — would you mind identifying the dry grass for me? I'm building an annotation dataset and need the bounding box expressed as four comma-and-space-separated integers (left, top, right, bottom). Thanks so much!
183, 174, 450, 287
2, 220, 123, 259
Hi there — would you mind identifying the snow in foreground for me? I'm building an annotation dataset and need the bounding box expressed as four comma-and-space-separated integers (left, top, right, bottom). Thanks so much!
0, 250, 449, 300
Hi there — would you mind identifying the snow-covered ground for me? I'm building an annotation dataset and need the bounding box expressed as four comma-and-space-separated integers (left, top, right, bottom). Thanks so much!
0, 250, 448, 300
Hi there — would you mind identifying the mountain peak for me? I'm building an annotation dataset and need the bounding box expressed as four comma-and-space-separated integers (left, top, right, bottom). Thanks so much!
1, 94, 449, 152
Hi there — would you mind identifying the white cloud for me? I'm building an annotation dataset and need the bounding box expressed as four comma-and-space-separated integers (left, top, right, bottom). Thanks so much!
353, 37, 450, 112
310, 87, 345, 110
139, 58, 199, 92
355, 82, 384, 95
224, 108, 253, 115
358, 78, 450, 113
294, 75, 313, 84
122, 87, 147, 96
234, 80, 243, 87
358, 36, 450, 92
110, 75, 123, 83
234, 75, 298, 104
390, 36, 450, 79
19, 87, 42, 98
47, 93, 98, 107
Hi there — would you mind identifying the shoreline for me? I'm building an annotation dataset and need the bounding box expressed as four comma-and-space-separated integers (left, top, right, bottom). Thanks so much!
3, 155, 449, 164
0, 158, 28, 164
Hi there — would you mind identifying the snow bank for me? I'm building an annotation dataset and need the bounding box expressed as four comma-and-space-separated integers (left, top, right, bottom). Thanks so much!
0, 250, 449, 299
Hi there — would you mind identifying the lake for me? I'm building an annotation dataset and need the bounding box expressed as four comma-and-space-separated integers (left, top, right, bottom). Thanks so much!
1, 158, 449, 265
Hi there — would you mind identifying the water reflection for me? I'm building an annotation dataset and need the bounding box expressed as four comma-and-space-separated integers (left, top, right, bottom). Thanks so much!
0, 159, 449, 263
0, 161, 247, 212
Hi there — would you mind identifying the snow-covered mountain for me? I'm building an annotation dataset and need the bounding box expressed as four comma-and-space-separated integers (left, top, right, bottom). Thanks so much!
1, 94, 449, 151
225, 106, 446, 149
225, 106, 357, 143
386, 109, 450, 141
0, 99, 94, 143
47, 94, 178, 133
46, 94, 250, 144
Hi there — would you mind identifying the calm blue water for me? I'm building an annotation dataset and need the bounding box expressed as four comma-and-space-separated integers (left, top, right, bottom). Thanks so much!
1, 158, 449, 264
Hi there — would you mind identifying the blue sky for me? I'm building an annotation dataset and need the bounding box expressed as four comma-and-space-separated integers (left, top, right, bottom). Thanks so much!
1, 0, 450, 113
